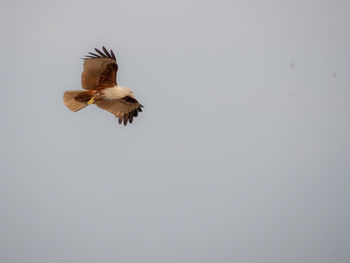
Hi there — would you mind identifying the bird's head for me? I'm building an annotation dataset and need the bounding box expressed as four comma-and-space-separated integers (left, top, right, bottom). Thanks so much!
119, 86, 135, 98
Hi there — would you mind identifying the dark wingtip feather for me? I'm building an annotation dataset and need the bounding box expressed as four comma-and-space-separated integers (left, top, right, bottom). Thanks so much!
85, 47, 117, 60
88, 52, 100, 57
110, 49, 116, 59
129, 112, 134, 124
123, 115, 128, 126
117, 110, 139, 125
102, 46, 111, 58
95, 48, 107, 57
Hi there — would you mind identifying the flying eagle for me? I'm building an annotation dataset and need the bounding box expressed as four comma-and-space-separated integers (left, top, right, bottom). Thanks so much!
63, 46, 143, 125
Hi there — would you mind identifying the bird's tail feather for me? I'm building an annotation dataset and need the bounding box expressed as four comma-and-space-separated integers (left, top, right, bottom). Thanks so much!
63, 90, 91, 112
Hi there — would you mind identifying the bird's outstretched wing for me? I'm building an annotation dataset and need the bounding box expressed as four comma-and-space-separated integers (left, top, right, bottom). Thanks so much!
81, 47, 118, 90
95, 96, 143, 125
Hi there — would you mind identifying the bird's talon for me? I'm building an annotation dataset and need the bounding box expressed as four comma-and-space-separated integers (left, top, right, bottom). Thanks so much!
87, 97, 95, 105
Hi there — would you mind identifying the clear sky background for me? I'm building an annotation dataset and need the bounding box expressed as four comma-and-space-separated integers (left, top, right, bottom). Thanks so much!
1, 0, 349, 262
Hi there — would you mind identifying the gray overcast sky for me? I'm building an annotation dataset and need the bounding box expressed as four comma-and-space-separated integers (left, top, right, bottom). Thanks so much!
1, 0, 350, 262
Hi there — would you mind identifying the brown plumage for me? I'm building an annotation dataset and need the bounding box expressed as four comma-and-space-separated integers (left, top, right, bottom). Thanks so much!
63, 46, 143, 125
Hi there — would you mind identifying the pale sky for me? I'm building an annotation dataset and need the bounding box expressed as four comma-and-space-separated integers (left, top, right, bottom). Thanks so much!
1, 0, 350, 262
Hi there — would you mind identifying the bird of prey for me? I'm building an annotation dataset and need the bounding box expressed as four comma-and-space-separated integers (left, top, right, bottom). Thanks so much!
63, 46, 143, 125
